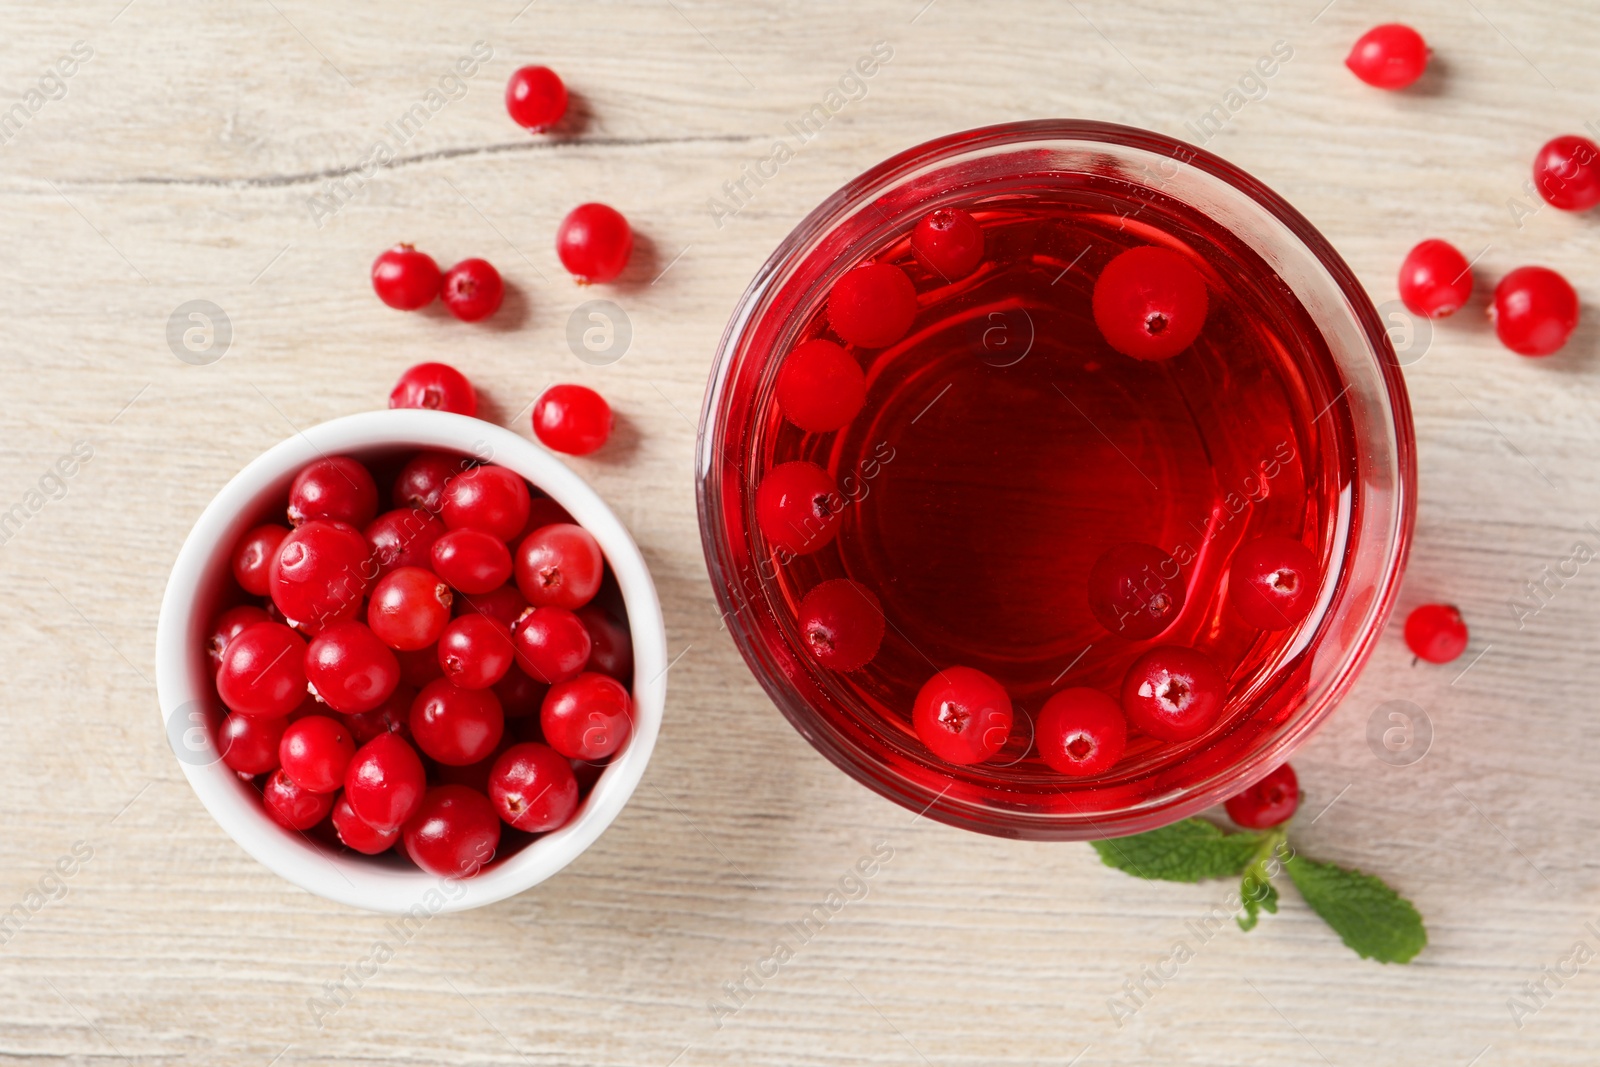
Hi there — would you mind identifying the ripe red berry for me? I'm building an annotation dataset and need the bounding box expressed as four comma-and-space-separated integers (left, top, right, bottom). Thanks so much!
262, 768, 336, 831
1225, 762, 1300, 829
278, 715, 356, 793
218, 713, 288, 776
797, 579, 884, 672
1492, 266, 1580, 356
1398, 239, 1474, 318
912, 666, 1013, 765
268, 520, 374, 634
505, 65, 568, 132
1228, 535, 1321, 630
1534, 135, 1600, 212
393, 450, 468, 512
1404, 603, 1469, 663
577, 605, 632, 682
287, 457, 378, 528
432, 528, 514, 595
487, 742, 580, 832
754, 461, 842, 556
511, 606, 592, 683
442, 465, 531, 541
1036, 688, 1127, 777
390, 363, 478, 417
1086, 542, 1186, 640
1345, 24, 1429, 89
347, 685, 415, 745
438, 614, 516, 690
912, 207, 984, 281
458, 584, 531, 629
332, 794, 401, 854
532, 384, 613, 455
441, 258, 504, 322
410, 678, 505, 765
365, 507, 446, 577
493, 666, 548, 719
514, 523, 604, 609
305, 620, 401, 714
216, 621, 308, 718
367, 566, 454, 651
556, 203, 633, 283
207, 604, 271, 672
776, 339, 866, 433
232, 525, 289, 596
827, 262, 918, 349
371, 245, 442, 310
344, 732, 427, 832
1092, 246, 1209, 361
1120, 645, 1226, 743
403, 785, 501, 877
541, 672, 632, 761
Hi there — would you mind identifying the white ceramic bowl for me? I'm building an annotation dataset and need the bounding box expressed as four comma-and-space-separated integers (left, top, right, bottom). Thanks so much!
155, 410, 666, 913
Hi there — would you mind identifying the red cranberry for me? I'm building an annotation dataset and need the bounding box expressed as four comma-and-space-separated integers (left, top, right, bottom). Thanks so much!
1492, 266, 1580, 356
216, 621, 307, 718
1345, 24, 1429, 89
366, 507, 446, 576
393, 450, 468, 512
556, 203, 633, 283
1092, 246, 1209, 361
287, 457, 378, 528
348, 685, 415, 744
371, 245, 441, 310
1120, 645, 1226, 743
912, 666, 1013, 766
332, 794, 401, 854
488, 742, 580, 832
797, 579, 884, 672
532, 384, 613, 455
438, 614, 516, 689
1404, 603, 1469, 663
1036, 688, 1127, 777
1225, 762, 1300, 829
912, 207, 984, 281
432, 528, 514, 595
305, 620, 401, 714
268, 520, 374, 634
403, 785, 501, 877
494, 665, 549, 719
515, 523, 604, 609
1534, 135, 1600, 212
1398, 239, 1474, 318
577, 605, 632, 682
262, 768, 336, 830
218, 713, 287, 776
541, 672, 632, 761
279, 715, 356, 793
207, 604, 271, 672
754, 461, 842, 556
440, 258, 504, 322
827, 262, 917, 349
389, 363, 478, 417
442, 465, 530, 541
367, 566, 454, 651
1086, 542, 1185, 640
232, 525, 289, 596
523, 495, 576, 535
344, 732, 427, 832
506, 64, 567, 131
775, 340, 866, 433
511, 606, 592, 683
459, 584, 531, 629
411, 679, 505, 765
1228, 535, 1320, 630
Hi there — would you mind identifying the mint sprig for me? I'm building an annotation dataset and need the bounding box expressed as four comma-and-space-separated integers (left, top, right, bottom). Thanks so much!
1091, 817, 1426, 963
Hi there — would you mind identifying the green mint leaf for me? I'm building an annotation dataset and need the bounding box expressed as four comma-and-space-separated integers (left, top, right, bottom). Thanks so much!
1284, 853, 1427, 963
1238, 872, 1279, 931
1092, 819, 1263, 883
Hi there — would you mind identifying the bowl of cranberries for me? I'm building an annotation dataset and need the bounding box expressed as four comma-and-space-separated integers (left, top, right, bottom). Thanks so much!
156, 409, 665, 912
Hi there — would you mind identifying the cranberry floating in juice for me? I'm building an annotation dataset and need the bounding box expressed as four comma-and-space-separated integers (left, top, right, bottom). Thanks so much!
698, 122, 1415, 839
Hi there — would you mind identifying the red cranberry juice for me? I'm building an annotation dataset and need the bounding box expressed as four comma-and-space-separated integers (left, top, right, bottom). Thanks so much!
748, 176, 1347, 811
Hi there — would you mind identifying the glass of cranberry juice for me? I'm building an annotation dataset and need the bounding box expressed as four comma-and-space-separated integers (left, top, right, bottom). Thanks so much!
698, 121, 1414, 840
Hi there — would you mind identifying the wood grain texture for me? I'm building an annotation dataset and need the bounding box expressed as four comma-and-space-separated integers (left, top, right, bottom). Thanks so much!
1, 0, 1597, 1063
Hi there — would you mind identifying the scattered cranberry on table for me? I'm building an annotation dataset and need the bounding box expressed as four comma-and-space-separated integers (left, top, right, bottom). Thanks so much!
389, 363, 478, 418
505, 65, 568, 132
1398, 239, 1474, 318
557, 203, 633, 283
1491, 265, 1580, 356
1345, 24, 1429, 90
371, 245, 442, 310
1533, 135, 1600, 212
532, 384, 613, 455
1404, 603, 1469, 664
1224, 762, 1300, 829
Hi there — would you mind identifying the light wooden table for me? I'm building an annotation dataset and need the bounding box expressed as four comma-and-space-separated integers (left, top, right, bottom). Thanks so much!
2, 1, 1596, 1063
